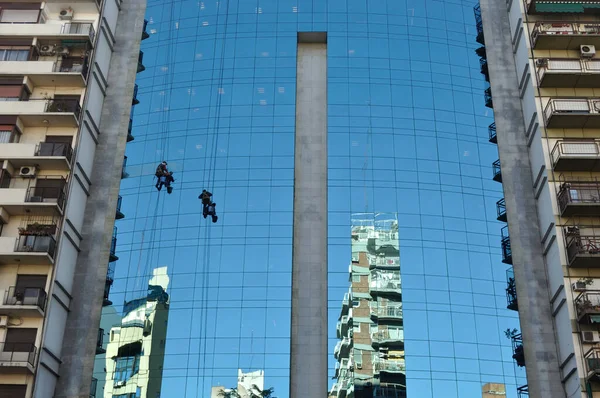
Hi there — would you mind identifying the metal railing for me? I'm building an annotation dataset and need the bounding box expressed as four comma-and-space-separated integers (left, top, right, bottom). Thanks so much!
132, 84, 139, 105
370, 303, 403, 319
506, 268, 518, 311
496, 198, 506, 221
116, 195, 123, 215
54, 57, 90, 78
371, 328, 404, 343
566, 233, 600, 264
61, 22, 95, 42
26, 185, 66, 209
36, 142, 73, 163
97, 328, 104, 349
558, 181, 600, 213
0, 342, 37, 366
574, 291, 600, 320
122, 156, 128, 178
90, 377, 97, 398
110, 226, 118, 259
137, 51, 145, 73
484, 87, 492, 108
585, 347, 600, 375
142, 19, 150, 40
480, 58, 489, 80
532, 22, 600, 43
106, 261, 116, 283
536, 58, 600, 78
501, 226, 512, 264
15, 235, 56, 258
551, 140, 600, 167
369, 276, 401, 293
517, 385, 529, 398
45, 98, 81, 119
373, 358, 406, 373
488, 122, 496, 143
544, 99, 600, 125
492, 159, 501, 181
3, 286, 47, 310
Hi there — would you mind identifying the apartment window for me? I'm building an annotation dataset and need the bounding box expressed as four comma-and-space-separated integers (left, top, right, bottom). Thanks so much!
353, 349, 362, 368
0, 47, 29, 61
353, 323, 361, 333
4, 328, 36, 352
0, 9, 40, 23
112, 387, 141, 398
351, 299, 360, 308
33, 177, 66, 201
0, 85, 26, 101
0, 385, 27, 398
113, 355, 140, 386
352, 274, 361, 283
0, 169, 11, 188
0, 125, 21, 143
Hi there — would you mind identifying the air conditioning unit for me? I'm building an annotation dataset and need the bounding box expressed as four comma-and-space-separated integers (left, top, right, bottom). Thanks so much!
572, 281, 588, 292
581, 44, 596, 58
582, 331, 600, 343
58, 47, 70, 56
19, 166, 37, 178
39, 44, 57, 56
0, 316, 7, 328
59, 8, 74, 20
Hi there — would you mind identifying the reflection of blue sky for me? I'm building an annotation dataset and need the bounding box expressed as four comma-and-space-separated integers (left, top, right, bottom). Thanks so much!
93, 0, 525, 396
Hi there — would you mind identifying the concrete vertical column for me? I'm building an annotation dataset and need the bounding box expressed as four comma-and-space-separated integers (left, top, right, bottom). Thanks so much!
290, 32, 328, 398
478, 1, 564, 397
54, 1, 146, 397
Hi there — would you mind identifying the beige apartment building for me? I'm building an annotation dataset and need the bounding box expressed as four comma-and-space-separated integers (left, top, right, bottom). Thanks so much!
0, 1, 145, 397
479, 0, 600, 397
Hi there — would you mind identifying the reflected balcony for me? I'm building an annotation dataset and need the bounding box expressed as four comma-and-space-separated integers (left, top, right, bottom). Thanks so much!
489, 122, 497, 143
90, 377, 97, 398
484, 87, 493, 108
584, 347, 600, 383
492, 159, 502, 182
0, 99, 81, 127
371, 328, 404, 348
369, 272, 401, 296
142, 19, 150, 40
527, 0, 600, 14
517, 385, 529, 398
370, 302, 403, 322
0, 342, 36, 374
575, 291, 600, 324
96, 328, 105, 355
474, 5, 484, 45
132, 84, 140, 105
368, 253, 400, 269
122, 156, 129, 179
341, 292, 350, 316
0, 235, 56, 265
511, 333, 525, 367
532, 22, 600, 50
565, 229, 600, 267
373, 359, 406, 375
115, 195, 124, 220
337, 378, 352, 398
103, 261, 115, 307
110, 226, 118, 262
334, 338, 352, 360
558, 180, 600, 216
506, 268, 518, 311
501, 226, 512, 265
496, 198, 507, 222
329, 383, 339, 397
127, 118, 134, 142
537, 58, 600, 88
480, 58, 489, 81
544, 99, 600, 128
551, 140, 600, 171
0, 286, 46, 317
340, 311, 352, 337
137, 51, 145, 73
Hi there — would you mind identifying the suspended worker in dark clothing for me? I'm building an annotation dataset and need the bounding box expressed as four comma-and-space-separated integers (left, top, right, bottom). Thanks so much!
204, 202, 218, 223
198, 189, 212, 213
155, 161, 168, 190
164, 172, 175, 194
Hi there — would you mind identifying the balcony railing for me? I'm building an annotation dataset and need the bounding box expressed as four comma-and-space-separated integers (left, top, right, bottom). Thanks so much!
511, 333, 525, 367
3, 286, 47, 311
480, 58, 489, 81
36, 142, 73, 163
532, 22, 600, 49
26, 185, 66, 210
370, 303, 403, 320
370, 276, 401, 295
15, 235, 56, 258
496, 198, 507, 222
517, 385, 529, 398
506, 268, 518, 311
116, 195, 124, 219
122, 156, 128, 178
127, 118, 134, 142
484, 87, 493, 108
474, 5, 484, 44
0, 342, 36, 368
551, 140, 600, 171
132, 84, 139, 105
90, 377, 97, 398
492, 159, 502, 182
142, 19, 150, 40
96, 328, 105, 355
558, 180, 600, 216
110, 226, 118, 262
371, 328, 404, 345
45, 99, 81, 120
544, 99, 600, 129
137, 51, 145, 73
501, 226, 512, 265
575, 291, 600, 323
565, 230, 600, 267
585, 347, 600, 382
488, 122, 497, 143
373, 359, 406, 374
537, 58, 600, 87
54, 57, 90, 79
61, 22, 95, 42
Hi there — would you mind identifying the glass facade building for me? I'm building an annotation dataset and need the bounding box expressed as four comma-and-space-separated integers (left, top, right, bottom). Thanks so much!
93, 0, 526, 397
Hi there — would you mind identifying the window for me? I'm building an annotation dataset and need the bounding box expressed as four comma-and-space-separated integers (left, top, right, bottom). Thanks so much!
351, 299, 360, 308
112, 387, 141, 398
353, 349, 362, 368
113, 356, 140, 386
0, 384, 27, 398
0, 9, 40, 23
0, 47, 30, 61
5, 328, 36, 352
0, 169, 11, 188
352, 323, 361, 333
352, 274, 361, 283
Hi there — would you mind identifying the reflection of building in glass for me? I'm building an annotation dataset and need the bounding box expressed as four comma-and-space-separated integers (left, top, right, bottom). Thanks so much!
330, 214, 405, 398
482, 383, 505, 398
210, 369, 265, 398
100, 267, 169, 398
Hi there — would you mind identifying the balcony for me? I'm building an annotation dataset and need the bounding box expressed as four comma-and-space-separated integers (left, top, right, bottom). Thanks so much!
501, 226, 512, 265
0, 287, 46, 317
488, 122, 497, 143
0, 99, 81, 127
127, 118, 134, 142
370, 272, 401, 296
96, 328, 105, 355
537, 58, 600, 88
90, 377, 97, 398
586, 347, 600, 383
103, 262, 115, 307
565, 229, 600, 267
340, 312, 352, 337
122, 156, 129, 179
474, 5, 484, 45
368, 252, 400, 269
484, 87, 493, 108
527, 0, 600, 14
373, 359, 406, 374
334, 338, 352, 360
142, 19, 150, 40
0, 22, 95, 42
517, 385, 529, 398
132, 84, 140, 105
371, 328, 404, 347
551, 140, 600, 171
0, 342, 36, 374
492, 159, 502, 183
532, 22, 600, 50
511, 333, 525, 367
115, 195, 124, 219
0, 57, 90, 87
575, 291, 600, 323
480, 58, 489, 81
558, 180, 600, 216
0, 235, 56, 265
544, 99, 600, 128
496, 198, 507, 222
506, 268, 518, 311
370, 303, 403, 322
137, 51, 145, 73
0, 185, 66, 216
0, 141, 74, 170
110, 226, 118, 262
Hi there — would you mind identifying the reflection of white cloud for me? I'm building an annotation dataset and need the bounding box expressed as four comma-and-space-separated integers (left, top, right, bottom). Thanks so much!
161, 66, 168, 72
261, 52, 269, 57
150, 29, 157, 34
292, 6, 298, 12
175, 22, 179, 29
351, 141, 359, 147
218, 88, 225, 94
256, 7, 262, 13
196, 144, 203, 150
349, 49, 355, 55
196, 53, 203, 59
200, 2, 205, 9
257, 88, 265, 94
278, 87, 285, 93
259, 99, 267, 105
463, 151, 470, 157
202, 21, 209, 26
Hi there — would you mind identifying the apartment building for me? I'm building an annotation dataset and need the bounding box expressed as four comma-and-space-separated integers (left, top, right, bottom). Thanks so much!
330, 216, 405, 398
0, 1, 145, 397
479, 0, 600, 397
